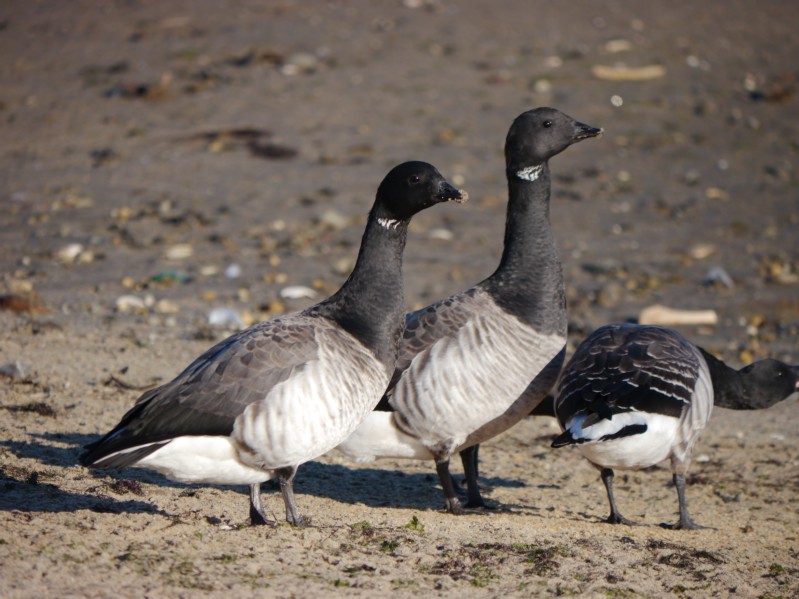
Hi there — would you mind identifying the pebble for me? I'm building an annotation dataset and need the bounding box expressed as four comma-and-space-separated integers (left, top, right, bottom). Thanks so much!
318, 209, 349, 231
280, 53, 318, 76
705, 187, 729, 200
428, 228, 454, 241
280, 286, 317, 300
704, 266, 735, 289
154, 299, 180, 314
115, 295, 147, 313
225, 263, 242, 279
604, 39, 633, 53
0, 361, 32, 381
688, 244, 717, 260
333, 257, 354, 276
208, 307, 244, 328
9, 279, 34, 294
597, 282, 624, 307
54, 243, 84, 264
165, 243, 194, 260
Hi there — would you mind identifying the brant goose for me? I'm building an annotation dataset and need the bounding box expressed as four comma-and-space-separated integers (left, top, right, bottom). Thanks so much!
80, 162, 466, 526
552, 323, 799, 529
337, 108, 602, 512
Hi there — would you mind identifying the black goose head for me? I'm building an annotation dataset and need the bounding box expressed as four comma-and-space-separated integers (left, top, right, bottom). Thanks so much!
505, 107, 602, 177
373, 161, 466, 223
739, 359, 799, 409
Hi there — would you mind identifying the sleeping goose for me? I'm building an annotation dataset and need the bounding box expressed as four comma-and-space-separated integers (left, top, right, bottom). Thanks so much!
337, 108, 602, 512
552, 323, 799, 529
80, 161, 466, 526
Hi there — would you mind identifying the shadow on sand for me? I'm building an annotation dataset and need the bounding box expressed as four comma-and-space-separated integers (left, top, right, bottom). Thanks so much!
1, 433, 530, 517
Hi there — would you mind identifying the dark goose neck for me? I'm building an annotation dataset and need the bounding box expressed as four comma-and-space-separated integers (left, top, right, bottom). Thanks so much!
698, 348, 747, 408
313, 213, 408, 368
482, 163, 565, 334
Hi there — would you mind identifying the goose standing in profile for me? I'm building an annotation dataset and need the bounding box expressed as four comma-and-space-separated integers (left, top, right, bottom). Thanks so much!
80, 161, 466, 526
337, 108, 602, 512
552, 323, 799, 529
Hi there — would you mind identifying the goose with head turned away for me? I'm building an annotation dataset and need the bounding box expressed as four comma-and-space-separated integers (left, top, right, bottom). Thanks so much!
552, 322, 799, 529
80, 161, 466, 526
337, 108, 602, 513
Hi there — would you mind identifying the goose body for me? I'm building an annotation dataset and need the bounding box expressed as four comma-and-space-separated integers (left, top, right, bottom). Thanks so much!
80, 161, 465, 526
552, 323, 799, 529
337, 108, 601, 512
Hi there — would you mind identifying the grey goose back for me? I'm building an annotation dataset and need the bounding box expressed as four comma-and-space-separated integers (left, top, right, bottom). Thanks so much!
337, 108, 602, 512
80, 161, 466, 527
552, 323, 799, 529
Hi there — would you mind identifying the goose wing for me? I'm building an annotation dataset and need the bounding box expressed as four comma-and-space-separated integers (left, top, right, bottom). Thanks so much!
553, 324, 700, 445
80, 315, 326, 466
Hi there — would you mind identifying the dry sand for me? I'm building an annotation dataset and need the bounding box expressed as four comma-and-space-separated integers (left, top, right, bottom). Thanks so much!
1, 1, 797, 597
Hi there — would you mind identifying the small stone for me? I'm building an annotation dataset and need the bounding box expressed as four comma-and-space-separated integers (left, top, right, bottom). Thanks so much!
154, 299, 179, 314
115, 295, 148, 313
705, 187, 728, 200
165, 244, 194, 260
55, 243, 84, 264
333, 257, 354, 276
428, 228, 454, 241
9, 279, 34, 294
0, 361, 32, 381
703, 266, 734, 289
532, 78, 552, 94
318, 209, 350, 231
280, 286, 317, 300
281, 52, 318, 76
262, 299, 286, 315
597, 282, 624, 307
208, 307, 244, 328
688, 244, 717, 260
225, 263, 242, 279
604, 39, 633, 53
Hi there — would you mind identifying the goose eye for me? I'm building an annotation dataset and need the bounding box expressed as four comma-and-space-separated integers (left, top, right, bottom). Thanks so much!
543, 120, 553, 128
408, 175, 421, 184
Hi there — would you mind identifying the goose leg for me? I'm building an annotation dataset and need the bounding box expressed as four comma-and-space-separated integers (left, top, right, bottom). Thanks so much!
459, 445, 486, 508
435, 458, 464, 514
669, 472, 708, 530
600, 468, 637, 525
249, 482, 276, 526
276, 466, 308, 527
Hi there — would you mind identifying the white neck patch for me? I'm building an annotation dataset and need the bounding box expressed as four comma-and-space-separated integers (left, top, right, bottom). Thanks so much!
515, 164, 543, 182
377, 217, 402, 230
